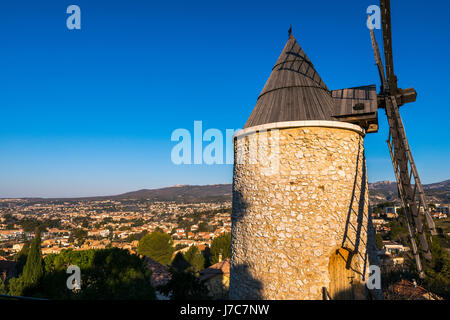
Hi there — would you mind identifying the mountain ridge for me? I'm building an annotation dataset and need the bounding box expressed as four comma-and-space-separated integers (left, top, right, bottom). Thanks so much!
3, 180, 449, 204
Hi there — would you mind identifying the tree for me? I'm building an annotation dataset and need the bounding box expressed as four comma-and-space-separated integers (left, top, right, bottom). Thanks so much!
171, 252, 190, 273
72, 228, 87, 245
0, 279, 7, 294
210, 233, 231, 264
423, 237, 450, 299
14, 241, 30, 274
21, 231, 44, 289
8, 277, 26, 296
102, 217, 113, 224
375, 233, 384, 250
387, 219, 408, 245
19, 219, 41, 233
175, 243, 188, 251
125, 230, 148, 242
77, 248, 155, 299
137, 231, 174, 265
198, 222, 210, 232
40, 248, 156, 300
7, 232, 44, 296
159, 269, 209, 300
154, 226, 164, 233
184, 246, 205, 273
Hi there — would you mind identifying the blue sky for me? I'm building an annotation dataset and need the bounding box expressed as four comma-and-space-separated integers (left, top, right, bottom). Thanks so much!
0, 0, 449, 197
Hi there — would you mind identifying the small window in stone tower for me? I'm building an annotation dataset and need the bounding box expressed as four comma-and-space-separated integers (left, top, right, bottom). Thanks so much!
353, 103, 365, 111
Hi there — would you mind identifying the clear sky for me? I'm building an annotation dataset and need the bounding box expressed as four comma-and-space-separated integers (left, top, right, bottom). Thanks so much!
0, 0, 449, 198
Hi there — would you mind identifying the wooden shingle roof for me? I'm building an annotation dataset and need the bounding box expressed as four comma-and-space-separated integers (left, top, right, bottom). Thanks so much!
244, 35, 334, 128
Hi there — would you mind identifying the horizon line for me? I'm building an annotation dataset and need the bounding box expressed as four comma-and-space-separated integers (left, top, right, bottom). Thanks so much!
1, 178, 449, 200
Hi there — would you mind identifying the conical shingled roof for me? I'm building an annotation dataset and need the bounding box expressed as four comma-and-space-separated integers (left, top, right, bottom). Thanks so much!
244, 35, 334, 128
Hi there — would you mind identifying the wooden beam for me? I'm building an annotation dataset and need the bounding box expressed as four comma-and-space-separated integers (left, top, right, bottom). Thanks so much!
377, 88, 417, 108
380, 0, 398, 95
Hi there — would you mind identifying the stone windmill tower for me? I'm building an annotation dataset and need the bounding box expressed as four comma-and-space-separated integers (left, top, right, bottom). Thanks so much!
230, 34, 380, 300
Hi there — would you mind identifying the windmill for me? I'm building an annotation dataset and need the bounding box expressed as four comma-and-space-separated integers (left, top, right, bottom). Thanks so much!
368, 0, 436, 279
230, 0, 437, 299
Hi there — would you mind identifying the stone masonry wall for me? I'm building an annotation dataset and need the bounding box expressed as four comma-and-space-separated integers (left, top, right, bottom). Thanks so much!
230, 125, 378, 300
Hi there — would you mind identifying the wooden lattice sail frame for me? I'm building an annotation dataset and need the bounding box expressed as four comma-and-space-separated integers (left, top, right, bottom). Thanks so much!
369, 0, 436, 279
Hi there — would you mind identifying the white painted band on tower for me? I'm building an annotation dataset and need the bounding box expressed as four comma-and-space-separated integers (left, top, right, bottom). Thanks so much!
233, 120, 366, 140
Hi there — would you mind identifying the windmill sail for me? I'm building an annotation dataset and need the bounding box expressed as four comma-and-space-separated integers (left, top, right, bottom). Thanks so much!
369, 0, 437, 279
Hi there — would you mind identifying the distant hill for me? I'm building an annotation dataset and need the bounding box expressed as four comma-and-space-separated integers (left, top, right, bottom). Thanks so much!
111, 184, 232, 203
368, 181, 401, 203
109, 179, 449, 205
368, 179, 450, 205
13, 180, 449, 205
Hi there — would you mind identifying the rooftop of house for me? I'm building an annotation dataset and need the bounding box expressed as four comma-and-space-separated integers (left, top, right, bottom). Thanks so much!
199, 258, 230, 282
386, 280, 443, 300
144, 256, 171, 288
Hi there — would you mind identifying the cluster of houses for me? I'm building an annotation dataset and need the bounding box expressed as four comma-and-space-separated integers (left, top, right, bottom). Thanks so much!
371, 203, 449, 268
171, 222, 231, 241
0, 198, 232, 260
432, 212, 448, 219
378, 240, 410, 266
372, 204, 448, 233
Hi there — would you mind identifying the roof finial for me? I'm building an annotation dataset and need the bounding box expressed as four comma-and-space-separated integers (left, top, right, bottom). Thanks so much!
288, 25, 292, 38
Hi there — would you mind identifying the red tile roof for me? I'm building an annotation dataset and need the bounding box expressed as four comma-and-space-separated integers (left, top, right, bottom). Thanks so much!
144, 256, 171, 288
387, 280, 443, 300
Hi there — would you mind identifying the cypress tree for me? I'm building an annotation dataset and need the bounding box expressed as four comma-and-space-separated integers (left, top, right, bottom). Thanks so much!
21, 230, 44, 288
171, 252, 190, 273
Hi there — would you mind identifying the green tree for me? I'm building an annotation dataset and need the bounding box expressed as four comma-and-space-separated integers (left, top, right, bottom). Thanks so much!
375, 233, 384, 250
125, 230, 148, 242
184, 246, 205, 273
175, 243, 188, 251
210, 233, 231, 264
72, 228, 87, 245
7, 233, 43, 297
423, 238, 450, 299
137, 231, 174, 265
154, 226, 164, 233
21, 231, 44, 289
19, 219, 41, 233
40, 248, 156, 300
197, 222, 210, 232
14, 241, 30, 274
8, 277, 26, 296
159, 269, 209, 300
387, 219, 408, 245
171, 252, 190, 273
0, 279, 7, 294
102, 217, 113, 224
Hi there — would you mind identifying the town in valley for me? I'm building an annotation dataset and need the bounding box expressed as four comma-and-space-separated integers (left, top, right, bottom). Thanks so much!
0, 182, 448, 299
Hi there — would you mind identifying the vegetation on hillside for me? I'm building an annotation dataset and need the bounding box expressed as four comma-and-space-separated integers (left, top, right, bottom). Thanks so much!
1, 233, 155, 299
381, 215, 450, 299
